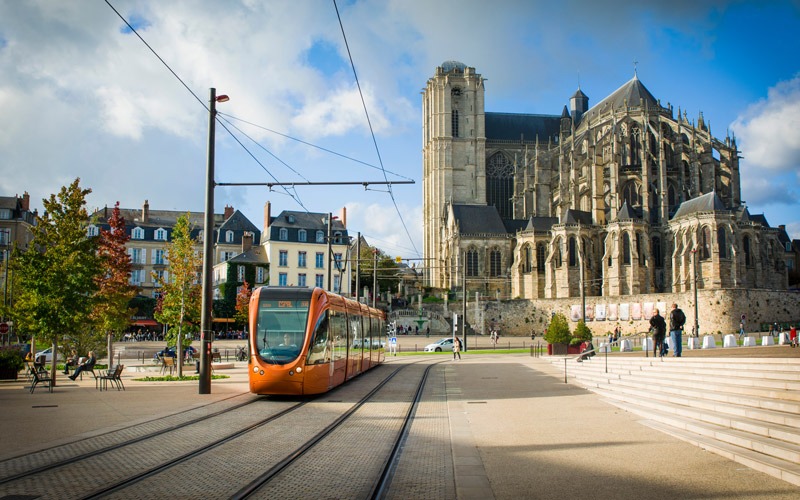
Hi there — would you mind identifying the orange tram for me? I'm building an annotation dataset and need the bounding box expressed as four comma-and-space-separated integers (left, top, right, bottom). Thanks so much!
248, 286, 386, 395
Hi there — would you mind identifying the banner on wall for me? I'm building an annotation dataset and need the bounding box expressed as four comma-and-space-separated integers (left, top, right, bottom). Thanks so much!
595, 304, 607, 321
657, 301, 667, 316
586, 304, 595, 321
570, 305, 582, 322
631, 303, 642, 320
619, 303, 630, 321
607, 304, 618, 321
643, 302, 654, 319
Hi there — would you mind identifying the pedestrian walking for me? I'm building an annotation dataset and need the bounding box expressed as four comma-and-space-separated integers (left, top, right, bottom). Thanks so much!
453, 336, 462, 360
649, 309, 667, 358
668, 303, 686, 357
739, 314, 746, 343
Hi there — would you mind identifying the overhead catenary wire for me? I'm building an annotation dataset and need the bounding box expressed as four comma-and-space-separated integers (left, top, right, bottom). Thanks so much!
333, 0, 421, 258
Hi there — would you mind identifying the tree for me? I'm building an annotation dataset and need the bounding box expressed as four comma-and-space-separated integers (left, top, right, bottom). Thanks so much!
10, 179, 100, 384
153, 213, 201, 377
544, 313, 572, 345
356, 245, 400, 299
573, 320, 593, 345
234, 280, 252, 330
92, 202, 137, 366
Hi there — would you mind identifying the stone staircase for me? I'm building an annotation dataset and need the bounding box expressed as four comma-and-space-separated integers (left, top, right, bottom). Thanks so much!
548, 355, 800, 486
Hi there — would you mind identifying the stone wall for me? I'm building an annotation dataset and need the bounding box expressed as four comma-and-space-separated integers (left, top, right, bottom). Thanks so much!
446, 289, 800, 338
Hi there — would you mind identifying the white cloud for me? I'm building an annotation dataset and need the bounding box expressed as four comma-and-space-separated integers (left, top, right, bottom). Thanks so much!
732, 76, 800, 172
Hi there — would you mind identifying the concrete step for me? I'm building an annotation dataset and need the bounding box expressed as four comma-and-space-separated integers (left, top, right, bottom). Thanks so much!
567, 362, 800, 408
592, 385, 800, 447
632, 415, 800, 487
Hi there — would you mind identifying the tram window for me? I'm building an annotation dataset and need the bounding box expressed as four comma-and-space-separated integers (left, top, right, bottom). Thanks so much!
255, 299, 309, 364
330, 310, 348, 362
351, 315, 364, 349
307, 312, 330, 365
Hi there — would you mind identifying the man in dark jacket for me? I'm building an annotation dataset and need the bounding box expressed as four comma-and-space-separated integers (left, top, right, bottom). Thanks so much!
69, 351, 96, 380
669, 304, 686, 357
650, 309, 667, 357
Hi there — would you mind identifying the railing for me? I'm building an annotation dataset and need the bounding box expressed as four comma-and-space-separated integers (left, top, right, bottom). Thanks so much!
560, 332, 653, 384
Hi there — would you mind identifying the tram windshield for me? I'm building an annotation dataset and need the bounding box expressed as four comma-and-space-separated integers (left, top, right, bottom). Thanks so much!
255, 298, 310, 364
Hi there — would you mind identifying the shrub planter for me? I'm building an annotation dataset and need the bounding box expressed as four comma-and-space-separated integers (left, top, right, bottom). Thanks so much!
0, 368, 19, 380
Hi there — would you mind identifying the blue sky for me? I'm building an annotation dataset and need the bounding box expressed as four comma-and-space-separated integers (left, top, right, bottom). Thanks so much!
0, 0, 798, 259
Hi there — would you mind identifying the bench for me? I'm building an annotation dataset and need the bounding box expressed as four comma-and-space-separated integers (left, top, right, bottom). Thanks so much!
97, 364, 125, 391
30, 367, 53, 394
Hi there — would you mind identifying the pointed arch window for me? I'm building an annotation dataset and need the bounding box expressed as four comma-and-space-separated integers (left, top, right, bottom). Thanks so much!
536, 244, 546, 272
523, 245, 532, 273
717, 228, 727, 259
652, 237, 663, 267
452, 109, 459, 138
701, 226, 711, 260
568, 237, 577, 267
622, 181, 641, 208
743, 236, 752, 266
623, 233, 631, 265
554, 239, 563, 268
486, 152, 514, 219
489, 249, 502, 276
466, 249, 479, 277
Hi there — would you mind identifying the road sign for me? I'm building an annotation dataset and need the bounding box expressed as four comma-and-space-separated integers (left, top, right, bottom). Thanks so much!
395, 256, 402, 263
0, 323, 8, 334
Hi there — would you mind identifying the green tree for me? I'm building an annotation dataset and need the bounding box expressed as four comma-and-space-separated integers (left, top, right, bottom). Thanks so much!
10, 179, 101, 384
573, 320, 592, 345
544, 313, 572, 345
153, 213, 201, 377
92, 202, 137, 366
356, 245, 400, 299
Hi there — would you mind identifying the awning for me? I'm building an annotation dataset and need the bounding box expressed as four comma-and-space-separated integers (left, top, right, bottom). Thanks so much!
131, 319, 159, 327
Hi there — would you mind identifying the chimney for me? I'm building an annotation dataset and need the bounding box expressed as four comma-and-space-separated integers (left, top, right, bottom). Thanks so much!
142, 200, 150, 223
224, 205, 234, 220
340, 206, 347, 228
263, 201, 271, 235
780, 225, 786, 231
20, 192, 30, 211
242, 232, 253, 252
104, 204, 108, 220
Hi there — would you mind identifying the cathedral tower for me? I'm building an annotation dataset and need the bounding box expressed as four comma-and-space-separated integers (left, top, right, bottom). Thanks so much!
422, 61, 486, 288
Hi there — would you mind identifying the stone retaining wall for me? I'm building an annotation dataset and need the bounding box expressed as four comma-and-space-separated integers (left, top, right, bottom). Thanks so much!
442, 289, 800, 338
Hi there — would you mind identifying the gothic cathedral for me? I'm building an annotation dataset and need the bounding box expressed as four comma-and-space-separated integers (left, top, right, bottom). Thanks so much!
422, 61, 788, 300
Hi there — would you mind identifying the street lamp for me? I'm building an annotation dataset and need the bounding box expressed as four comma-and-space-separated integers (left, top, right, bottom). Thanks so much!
691, 247, 699, 337
199, 88, 229, 395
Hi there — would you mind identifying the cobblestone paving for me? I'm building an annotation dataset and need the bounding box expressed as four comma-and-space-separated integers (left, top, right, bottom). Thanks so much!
0, 397, 287, 500
385, 362, 456, 500
0, 392, 257, 480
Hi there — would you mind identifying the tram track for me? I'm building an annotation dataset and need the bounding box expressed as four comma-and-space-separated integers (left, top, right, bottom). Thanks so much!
0, 391, 257, 484
0, 360, 438, 500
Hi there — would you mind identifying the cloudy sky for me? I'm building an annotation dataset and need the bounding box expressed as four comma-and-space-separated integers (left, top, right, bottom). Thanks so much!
1, 0, 798, 259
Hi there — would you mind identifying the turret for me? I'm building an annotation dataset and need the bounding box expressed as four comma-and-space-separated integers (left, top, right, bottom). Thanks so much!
570, 88, 589, 124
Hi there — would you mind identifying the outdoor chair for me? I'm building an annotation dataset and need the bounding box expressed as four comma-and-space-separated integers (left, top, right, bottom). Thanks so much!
161, 356, 175, 376
97, 364, 125, 391
29, 367, 53, 394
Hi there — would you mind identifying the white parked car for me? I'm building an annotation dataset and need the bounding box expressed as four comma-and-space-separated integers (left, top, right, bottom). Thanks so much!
34, 348, 59, 363
423, 338, 455, 352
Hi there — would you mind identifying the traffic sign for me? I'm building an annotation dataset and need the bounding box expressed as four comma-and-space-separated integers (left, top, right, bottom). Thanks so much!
395, 256, 402, 263
0, 323, 8, 334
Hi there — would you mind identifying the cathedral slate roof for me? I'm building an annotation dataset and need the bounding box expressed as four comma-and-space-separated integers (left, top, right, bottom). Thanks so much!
580, 75, 661, 125
452, 205, 507, 234
672, 191, 727, 219
615, 201, 641, 221
562, 209, 593, 225
525, 216, 560, 232
485, 112, 561, 142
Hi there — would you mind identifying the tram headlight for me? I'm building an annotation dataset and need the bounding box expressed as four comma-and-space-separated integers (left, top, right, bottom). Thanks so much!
295, 366, 302, 373
252, 366, 259, 373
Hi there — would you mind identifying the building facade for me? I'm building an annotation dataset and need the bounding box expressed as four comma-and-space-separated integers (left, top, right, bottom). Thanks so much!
423, 61, 789, 300
262, 202, 351, 295
89, 201, 261, 299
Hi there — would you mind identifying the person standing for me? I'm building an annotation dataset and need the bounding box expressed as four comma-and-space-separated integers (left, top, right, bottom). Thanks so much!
649, 309, 667, 357
453, 336, 462, 360
668, 304, 686, 357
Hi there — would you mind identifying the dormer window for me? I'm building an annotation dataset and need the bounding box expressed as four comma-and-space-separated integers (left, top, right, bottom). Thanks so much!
298, 229, 307, 242
226, 230, 234, 243
155, 228, 168, 241
316, 230, 324, 243
132, 227, 145, 240
279, 228, 288, 241
86, 225, 99, 237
